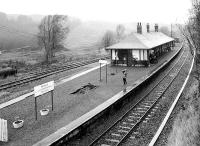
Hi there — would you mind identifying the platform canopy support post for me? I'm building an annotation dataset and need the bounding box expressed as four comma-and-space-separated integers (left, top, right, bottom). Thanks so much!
99, 63, 102, 81
106, 63, 107, 83
35, 96, 38, 120
51, 90, 54, 111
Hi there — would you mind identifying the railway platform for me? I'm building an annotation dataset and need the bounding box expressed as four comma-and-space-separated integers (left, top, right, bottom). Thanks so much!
0, 44, 181, 146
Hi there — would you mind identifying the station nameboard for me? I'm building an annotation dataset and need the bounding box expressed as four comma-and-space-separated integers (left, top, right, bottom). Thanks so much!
34, 81, 54, 97
99, 60, 107, 64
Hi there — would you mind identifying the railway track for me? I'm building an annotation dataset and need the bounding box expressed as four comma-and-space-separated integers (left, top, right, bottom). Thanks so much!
0, 56, 109, 91
87, 48, 189, 146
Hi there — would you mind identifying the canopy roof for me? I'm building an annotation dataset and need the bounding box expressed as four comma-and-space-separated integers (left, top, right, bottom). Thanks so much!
106, 32, 174, 50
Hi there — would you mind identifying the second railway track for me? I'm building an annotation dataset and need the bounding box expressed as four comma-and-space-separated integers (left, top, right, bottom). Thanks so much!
0, 56, 109, 91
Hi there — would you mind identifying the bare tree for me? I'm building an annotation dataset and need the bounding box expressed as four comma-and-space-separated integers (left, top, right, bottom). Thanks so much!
101, 30, 115, 48
178, 0, 200, 89
116, 24, 125, 42
38, 15, 69, 63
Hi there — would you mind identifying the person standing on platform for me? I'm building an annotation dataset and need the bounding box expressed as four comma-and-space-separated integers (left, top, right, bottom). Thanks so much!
122, 69, 127, 85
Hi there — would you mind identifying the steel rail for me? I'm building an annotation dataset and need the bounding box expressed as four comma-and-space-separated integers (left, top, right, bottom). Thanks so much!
117, 48, 189, 146
148, 49, 194, 146
88, 47, 187, 146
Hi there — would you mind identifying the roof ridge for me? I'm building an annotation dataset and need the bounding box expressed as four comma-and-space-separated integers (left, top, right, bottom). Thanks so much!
106, 32, 174, 50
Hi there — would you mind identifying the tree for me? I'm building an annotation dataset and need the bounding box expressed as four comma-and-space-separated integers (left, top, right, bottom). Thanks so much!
101, 30, 115, 48
116, 24, 125, 41
178, 0, 200, 90
37, 15, 69, 63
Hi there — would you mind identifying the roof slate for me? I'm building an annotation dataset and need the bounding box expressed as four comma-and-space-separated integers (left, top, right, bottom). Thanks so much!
106, 32, 174, 50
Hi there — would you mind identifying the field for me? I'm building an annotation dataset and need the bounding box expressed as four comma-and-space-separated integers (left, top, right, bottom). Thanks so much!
0, 21, 117, 64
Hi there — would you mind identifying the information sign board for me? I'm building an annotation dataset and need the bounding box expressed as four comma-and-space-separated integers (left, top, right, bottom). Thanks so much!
99, 60, 107, 64
34, 81, 54, 97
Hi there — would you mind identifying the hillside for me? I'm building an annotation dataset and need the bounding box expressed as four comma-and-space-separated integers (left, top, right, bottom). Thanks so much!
65, 21, 116, 50
0, 12, 38, 51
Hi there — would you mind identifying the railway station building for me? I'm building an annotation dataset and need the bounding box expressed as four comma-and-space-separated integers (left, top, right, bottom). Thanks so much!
106, 23, 175, 67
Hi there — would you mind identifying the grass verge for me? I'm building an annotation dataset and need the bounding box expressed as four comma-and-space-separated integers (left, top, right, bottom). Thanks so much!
167, 78, 200, 146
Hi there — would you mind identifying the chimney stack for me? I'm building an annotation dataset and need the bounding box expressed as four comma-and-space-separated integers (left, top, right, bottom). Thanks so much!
137, 22, 140, 34
137, 22, 142, 34
155, 24, 158, 32
147, 23, 150, 33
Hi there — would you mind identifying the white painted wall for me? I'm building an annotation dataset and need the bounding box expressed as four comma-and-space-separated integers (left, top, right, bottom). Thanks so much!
132, 50, 139, 60
144, 50, 148, 60
111, 50, 115, 60
132, 50, 148, 61
111, 50, 118, 60
140, 50, 143, 60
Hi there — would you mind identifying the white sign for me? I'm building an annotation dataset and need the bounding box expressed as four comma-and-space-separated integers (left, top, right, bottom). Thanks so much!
34, 81, 54, 97
99, 60, 107, 64
0, 118, 8, 142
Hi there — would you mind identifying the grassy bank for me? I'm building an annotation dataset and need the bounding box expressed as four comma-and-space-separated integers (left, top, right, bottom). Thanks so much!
167, 78, 200, 146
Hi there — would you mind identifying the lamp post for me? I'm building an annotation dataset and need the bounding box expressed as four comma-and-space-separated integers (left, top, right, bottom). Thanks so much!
99, 63, 101, 81
106, 63, 107, 83
99, 60, 108, 83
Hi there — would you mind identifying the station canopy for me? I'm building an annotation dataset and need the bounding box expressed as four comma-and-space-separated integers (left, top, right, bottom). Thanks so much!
106, 32, 174, 50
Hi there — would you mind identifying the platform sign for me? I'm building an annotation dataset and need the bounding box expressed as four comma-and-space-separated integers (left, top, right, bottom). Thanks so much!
34, 81, 54, 120
99, 60, 107, 64
34, 81, 54, 97
0, 118, 8, 142
99, 60, 108, 83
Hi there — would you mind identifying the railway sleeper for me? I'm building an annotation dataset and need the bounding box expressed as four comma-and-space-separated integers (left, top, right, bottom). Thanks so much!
111, 133, 121, 137
119, 125, 132, 130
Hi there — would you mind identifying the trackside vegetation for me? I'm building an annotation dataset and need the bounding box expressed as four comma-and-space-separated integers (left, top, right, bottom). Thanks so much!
167, 79, 200, 146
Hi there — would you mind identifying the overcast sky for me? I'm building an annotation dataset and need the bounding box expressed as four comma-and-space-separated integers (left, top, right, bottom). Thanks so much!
1, 0, 192, 24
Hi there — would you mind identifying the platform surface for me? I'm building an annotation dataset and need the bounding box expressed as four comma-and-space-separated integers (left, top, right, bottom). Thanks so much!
0, 46, 180, 146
